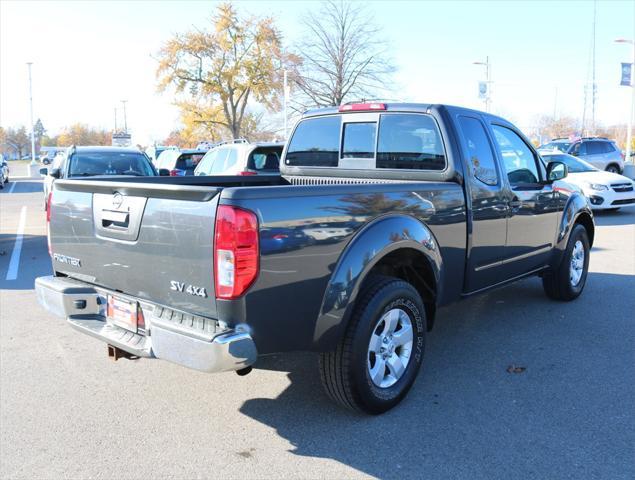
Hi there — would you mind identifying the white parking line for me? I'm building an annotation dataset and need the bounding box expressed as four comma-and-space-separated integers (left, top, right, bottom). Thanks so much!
8, 182, 17, 193
5, 206, 27, 280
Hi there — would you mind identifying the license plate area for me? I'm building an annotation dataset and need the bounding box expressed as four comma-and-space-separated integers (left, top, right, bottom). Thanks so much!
107, 295, 138, 333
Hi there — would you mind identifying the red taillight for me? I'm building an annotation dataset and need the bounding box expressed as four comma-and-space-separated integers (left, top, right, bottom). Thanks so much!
137, 305, 146, 333
46, 192, 52, 255
169, 169, 184, 176
46, 192, 52, 222
238, 171, 257, 176
339, 103, 386, 112
214, 205, 259, 299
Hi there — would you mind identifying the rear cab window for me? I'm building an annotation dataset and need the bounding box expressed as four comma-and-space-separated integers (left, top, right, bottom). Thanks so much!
286, 116, 340, 167
285, 112, 446, 171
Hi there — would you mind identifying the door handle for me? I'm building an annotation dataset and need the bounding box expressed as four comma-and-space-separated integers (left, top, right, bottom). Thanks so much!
101, 209, 130, 228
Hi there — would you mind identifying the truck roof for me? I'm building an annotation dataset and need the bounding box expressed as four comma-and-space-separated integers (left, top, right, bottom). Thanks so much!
302, 102, 510, 125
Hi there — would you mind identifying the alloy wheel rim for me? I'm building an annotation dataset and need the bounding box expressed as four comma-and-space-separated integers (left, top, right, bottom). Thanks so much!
367, 308, 413, 388
569, 240, 585, 287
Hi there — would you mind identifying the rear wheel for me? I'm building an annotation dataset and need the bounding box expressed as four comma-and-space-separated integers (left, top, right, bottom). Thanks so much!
542, 224, 590, 301
319, 276, 426, 414
605, 164, 620, 174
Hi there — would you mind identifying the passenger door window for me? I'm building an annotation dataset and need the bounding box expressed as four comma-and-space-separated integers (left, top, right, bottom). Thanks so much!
586, 141, 603, 155
224, 149, 238, 172
210, 149, 230, 173
491, 125, 541, 186
458, 116, 499, 186
196, 149, 221, 175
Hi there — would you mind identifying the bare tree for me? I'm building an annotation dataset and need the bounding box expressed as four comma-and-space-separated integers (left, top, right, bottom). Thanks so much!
291, 0, 394, 109
534, 115, 580, 140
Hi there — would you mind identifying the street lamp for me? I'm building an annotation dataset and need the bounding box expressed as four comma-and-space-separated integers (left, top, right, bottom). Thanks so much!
120, 100, 128, 133
615, 38, 634, 172
473, 57, 491, 113
27, 62, 37, 166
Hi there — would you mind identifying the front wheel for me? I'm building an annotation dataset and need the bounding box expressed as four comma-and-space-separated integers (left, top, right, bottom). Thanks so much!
319, 276, 426, 414
605, 164, 620, 174
542, 224, 590, 301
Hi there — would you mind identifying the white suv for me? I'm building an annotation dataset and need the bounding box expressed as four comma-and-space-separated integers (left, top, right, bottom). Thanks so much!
194, 140, 283, 176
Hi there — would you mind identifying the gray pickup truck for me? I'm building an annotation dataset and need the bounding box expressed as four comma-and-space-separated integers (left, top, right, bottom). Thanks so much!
36, 103, 594, 414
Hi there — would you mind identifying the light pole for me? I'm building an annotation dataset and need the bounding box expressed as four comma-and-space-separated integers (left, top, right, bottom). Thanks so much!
473, 57, 491, 112
121, 100, 128, 133
27, 62, 37, 166
615, 38, 634, 170
283, 70, 289, 140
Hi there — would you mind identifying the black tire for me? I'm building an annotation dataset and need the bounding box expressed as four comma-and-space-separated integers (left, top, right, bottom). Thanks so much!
319, 276, 426, 414
542, 224, 590, 301
605, 164, 620, 174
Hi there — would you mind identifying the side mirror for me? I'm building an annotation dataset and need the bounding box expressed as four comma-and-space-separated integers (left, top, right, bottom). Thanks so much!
39, 167, 48, 177
547, 161, 568, 182
49, 168, 61, 179
159, 168, 170, 176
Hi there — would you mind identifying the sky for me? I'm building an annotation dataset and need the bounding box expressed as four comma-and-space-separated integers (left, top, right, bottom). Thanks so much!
1, 0, 634, 145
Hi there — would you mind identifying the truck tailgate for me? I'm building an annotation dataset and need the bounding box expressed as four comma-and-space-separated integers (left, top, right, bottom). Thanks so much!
49, 179, 221, 318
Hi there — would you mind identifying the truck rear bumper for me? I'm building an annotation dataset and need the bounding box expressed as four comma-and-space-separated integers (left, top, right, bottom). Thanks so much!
35, 275, 257, 373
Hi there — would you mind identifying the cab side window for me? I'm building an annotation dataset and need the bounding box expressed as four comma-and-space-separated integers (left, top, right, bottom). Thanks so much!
458, 116, 498, 186
491, 125, 540, 186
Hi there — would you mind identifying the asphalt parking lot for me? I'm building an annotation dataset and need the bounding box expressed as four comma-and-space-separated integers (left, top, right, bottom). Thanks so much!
1, 178, 634, 479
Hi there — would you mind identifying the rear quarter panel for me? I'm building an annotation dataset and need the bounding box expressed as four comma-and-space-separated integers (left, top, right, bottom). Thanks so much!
219, 182, 466, 354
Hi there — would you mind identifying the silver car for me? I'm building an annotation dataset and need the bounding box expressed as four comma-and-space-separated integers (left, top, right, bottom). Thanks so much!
539, 137, 624, 174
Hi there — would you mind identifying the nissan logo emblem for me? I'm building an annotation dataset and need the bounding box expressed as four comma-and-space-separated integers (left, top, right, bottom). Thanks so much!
112, 192, 124, 209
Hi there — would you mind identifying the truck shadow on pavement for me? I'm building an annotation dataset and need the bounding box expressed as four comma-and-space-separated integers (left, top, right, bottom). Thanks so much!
241, 272, 635, 479
0, 234, 52, 290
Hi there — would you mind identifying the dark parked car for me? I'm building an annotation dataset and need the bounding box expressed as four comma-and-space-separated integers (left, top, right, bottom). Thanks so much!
36, 103, 594, 414
39, 146, 156, 208
156, 148, 206, 176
